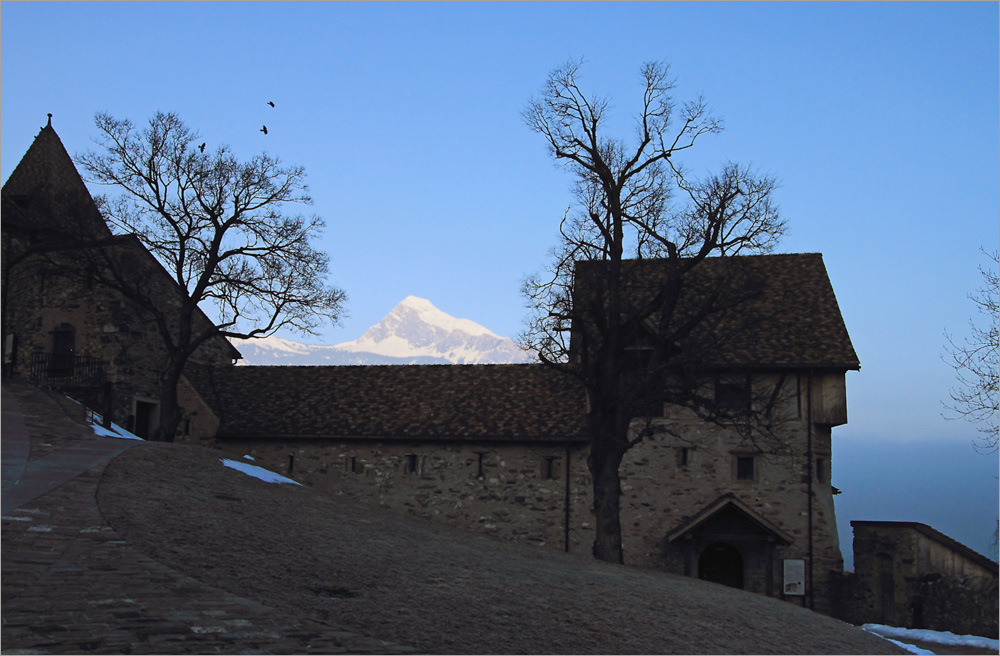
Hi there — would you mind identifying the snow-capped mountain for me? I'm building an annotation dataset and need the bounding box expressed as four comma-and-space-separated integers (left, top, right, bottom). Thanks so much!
231, 296, 535, 366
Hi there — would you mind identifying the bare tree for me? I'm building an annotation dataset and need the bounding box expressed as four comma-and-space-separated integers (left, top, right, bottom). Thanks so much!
76, 111, 345, 441
521, 60, 786, 563
944, 248, 999, 453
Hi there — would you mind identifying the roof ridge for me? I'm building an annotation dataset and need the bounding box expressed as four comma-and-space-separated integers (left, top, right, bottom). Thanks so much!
226, 362, 543, 371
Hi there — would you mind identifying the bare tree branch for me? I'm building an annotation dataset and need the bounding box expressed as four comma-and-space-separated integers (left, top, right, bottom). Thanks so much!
944, 248, 999, 452
75, 111, 346, 440
521, 61, 786, 564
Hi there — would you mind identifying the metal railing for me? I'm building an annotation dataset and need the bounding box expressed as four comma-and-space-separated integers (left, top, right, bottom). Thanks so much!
29, 352, 105, 386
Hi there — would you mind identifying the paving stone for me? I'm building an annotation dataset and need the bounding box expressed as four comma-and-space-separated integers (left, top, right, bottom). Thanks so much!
1, 382, 418, 655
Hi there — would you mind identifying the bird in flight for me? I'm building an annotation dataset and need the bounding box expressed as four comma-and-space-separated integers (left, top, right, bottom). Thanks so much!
260, 125, 268, 135
198, 142, 206, 153
267, 101, 275, 107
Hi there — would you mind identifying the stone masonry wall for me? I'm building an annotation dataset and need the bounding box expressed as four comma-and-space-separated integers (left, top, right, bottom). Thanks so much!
218, 439, 595, 553
213, 371, 847, 613
3, 246, 235, 436
846, 524, 999, 637
916, 572, 999, 638
616, 372, 843, 612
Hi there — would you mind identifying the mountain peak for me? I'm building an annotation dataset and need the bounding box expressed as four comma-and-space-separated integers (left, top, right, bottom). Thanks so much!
399, 295, 435, 309
388, 296, 499, 339
233, 297, 533, 366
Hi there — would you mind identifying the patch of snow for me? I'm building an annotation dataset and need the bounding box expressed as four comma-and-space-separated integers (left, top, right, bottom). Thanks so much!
879, 637, 936, 655
56, 395, 141, 440
229, 334, 313, 355
242, 454, 255, 461
89, 414, 143, 440
340, 333, 428, 356
220, 459, 301, 486
395, 295, 499, 337
862, 624, 999, 653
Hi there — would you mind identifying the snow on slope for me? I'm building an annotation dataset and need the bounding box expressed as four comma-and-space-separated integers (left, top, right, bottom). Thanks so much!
232, 296, 534, 366
862, 624, 999, 654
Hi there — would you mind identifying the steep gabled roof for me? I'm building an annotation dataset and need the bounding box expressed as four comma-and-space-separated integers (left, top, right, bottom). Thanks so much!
187, 363, 589, 442
668, 493, 794, 545
2, 119, 241, 364
1, 118, 112, 242
574, 253, 860, 370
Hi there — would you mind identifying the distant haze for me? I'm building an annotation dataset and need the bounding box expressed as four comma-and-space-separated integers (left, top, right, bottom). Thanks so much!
231, 296, 535, 366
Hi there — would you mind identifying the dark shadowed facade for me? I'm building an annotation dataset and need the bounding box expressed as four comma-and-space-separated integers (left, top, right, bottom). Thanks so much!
1, 120, 239, 437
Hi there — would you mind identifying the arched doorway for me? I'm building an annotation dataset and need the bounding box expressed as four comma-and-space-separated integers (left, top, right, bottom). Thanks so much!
699, 543, 744, 589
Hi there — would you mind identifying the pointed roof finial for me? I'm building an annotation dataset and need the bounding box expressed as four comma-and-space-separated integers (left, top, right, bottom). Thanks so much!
46, 113, 53, 128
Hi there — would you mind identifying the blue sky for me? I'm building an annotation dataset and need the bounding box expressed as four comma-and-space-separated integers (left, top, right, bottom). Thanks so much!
3, 2, 997, 565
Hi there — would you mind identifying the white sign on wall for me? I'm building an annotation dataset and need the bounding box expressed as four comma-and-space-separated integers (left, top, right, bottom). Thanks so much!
783, 558, 806, 596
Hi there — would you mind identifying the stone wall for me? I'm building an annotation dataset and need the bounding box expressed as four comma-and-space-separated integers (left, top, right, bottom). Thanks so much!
841, 522, 999, 637
916, 572, 999, 638
2, 243, 235, 436
212, 370, 847, 613
4, 251, 161, 417
177, 375, 222, 444
217, 439, 594, 552
616, 372, 844, 613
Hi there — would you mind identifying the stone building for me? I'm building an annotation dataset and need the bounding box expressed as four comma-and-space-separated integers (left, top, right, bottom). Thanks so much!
4, 118, 862, 615
1, 119, 239, 438
184, 252, 860, 614
844, 520, 999, 637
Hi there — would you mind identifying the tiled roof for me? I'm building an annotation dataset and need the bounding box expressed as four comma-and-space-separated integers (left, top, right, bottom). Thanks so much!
574, 253, 860, 370
186, 364, 590, 442
188, 253, 858, 442
1, 121, 112, 242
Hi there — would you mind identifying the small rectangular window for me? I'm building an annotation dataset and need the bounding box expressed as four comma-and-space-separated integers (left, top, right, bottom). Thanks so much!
796, 374, 803, 419
404, 454, 419, 475
816, 457, 826, 483
676, 447, 690, 468
542, 456, 559, 480
345, 455, 359, 474
736, 455, 754, 481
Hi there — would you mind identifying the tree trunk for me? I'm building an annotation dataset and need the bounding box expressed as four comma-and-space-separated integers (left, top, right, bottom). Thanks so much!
588, 424, 628, 564
154, 359, 185, 442
156, 390, 181, 442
